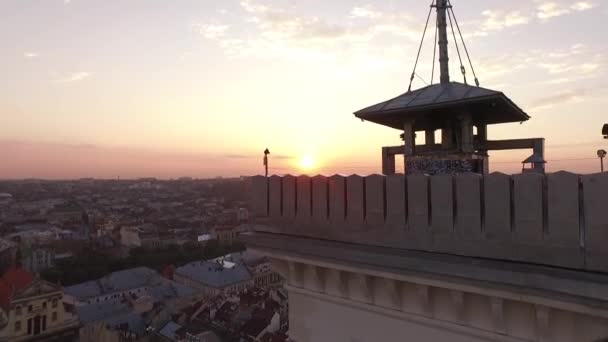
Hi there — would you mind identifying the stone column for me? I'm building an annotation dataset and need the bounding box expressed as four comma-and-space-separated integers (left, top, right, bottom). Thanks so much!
403, 121, 415, 156
382, 147, 396, 175
403, 121, 415, 174
460, 113, 474, 153
425, 130, 435, 145
442, 123, 453, 149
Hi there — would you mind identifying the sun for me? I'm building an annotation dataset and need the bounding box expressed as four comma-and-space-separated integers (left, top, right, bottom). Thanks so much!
299, 155, 315, 171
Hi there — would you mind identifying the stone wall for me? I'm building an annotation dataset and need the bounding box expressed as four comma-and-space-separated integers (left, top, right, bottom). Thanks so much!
249, 172, 608, 273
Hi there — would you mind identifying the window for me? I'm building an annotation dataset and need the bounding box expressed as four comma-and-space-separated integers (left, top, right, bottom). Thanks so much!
52, 298, 58, 308
42, 302, 47, 309
52, 312, 57, 322
15, 321, 21, 331
16, 306, 22, 315
28, 305, 32, 313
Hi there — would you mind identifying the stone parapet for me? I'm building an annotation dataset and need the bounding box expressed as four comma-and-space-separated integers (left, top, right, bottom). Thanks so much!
248, 171, 608, 272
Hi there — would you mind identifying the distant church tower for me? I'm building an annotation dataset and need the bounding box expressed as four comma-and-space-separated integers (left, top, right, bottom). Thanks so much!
81, 211, 91, 240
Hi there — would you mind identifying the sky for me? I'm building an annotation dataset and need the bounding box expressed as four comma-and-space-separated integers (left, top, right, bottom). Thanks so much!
1, 0, 607, 179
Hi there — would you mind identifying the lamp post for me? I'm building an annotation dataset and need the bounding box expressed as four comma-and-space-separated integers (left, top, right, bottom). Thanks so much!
603, 124, 608, 139
598, 149, 606, 173
263, 148, 270, 177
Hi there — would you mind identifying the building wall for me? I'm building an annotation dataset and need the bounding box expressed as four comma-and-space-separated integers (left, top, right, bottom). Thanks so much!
119, 227, 141, 247
0, 291, 70, 340
289, 291, 492, 342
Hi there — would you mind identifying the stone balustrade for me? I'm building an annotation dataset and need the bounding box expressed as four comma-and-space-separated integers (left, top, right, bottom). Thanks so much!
248, 172, 608, 273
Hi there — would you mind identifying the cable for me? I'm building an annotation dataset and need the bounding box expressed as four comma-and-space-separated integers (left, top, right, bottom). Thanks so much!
448, 0, 480, 87
447, 6, 466, 85
408, 0, 435, 93
431, 9, 438, 85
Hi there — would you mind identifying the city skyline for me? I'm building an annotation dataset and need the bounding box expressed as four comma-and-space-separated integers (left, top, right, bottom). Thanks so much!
2, 0, 607, 179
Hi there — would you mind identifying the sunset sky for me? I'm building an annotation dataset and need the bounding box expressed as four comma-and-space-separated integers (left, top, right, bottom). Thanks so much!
1, 0, 607, 179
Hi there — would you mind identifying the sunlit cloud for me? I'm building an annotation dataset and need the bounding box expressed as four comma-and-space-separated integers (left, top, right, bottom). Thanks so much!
537, 1, 595, 20
477, 10, 530, 34
350, 6, 382, 19
530, 88, 587, 111
55, 72, 91, 83
571, 1, 596, 11
196, 0, 420, 68
194, 23, 229, 40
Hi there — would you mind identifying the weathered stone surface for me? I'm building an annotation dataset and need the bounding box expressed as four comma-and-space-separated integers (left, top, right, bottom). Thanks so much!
453, 173, 483, 256
269, 175, 282, 219
512, 173, 544, 263
482, 172, 512, 259
407, 174, 430, 249
250, 175, 268, 217
328, 175, 346, 225
296, 175, 312, 223
312, 175, 329, 223
365, 174, 385, 226
546, 171, 582, 268
346, 175, 365, 228
582, 173, 608, 272
430, 175, 454, 253
385, 175, 406, 229
282, 175, 296, 219
454, 173, 482, 237
430, 175, 454, 234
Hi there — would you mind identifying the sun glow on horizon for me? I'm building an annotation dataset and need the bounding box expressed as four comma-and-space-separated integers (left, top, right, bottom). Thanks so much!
298, 154, 316, 171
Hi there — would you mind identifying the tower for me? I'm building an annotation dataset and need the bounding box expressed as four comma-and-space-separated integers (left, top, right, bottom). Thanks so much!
355, 0, 545, 175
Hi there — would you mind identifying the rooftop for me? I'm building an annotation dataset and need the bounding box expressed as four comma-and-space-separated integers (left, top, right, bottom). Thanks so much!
354, 82, 529, 130
65, 266, 158, 299
175, 260, 251, 288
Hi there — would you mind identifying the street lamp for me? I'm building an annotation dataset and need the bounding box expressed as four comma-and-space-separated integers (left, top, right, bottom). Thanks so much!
263, 148, 270, 177
603, 124, 608, 139
598, 149, 607, 173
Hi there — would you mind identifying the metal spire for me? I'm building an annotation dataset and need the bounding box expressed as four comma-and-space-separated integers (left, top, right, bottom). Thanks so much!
436, 0, 450, 84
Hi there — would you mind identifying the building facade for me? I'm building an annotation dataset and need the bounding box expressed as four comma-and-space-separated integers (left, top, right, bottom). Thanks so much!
0, 268, 79, 341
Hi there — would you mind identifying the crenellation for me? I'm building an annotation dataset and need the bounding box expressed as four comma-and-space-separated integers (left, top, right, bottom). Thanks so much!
296, 175, 312, 223
282, 175, 296, 220
328, 175, 346, 225
582, 173, 608, 272
269, 175, 282, 219
365, 174, 385, 227
430, 174, 455, 253
311, 175, 329, 224
253, 171, 608, 272
513, 173, 545, 264
346, 175, 365, 230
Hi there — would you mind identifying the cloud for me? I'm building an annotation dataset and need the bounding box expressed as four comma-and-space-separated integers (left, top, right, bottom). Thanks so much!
571, 1, 596, 11
274, 155, 294, 160
24, 52, 39, 58
530, 88, 587, 111
537, 1, 595, 20
55, 72, 91, 83
195, 0, 420, 67
194, 23, 229, 40
478, 10, 530, 34
350, 6, 382, 19
224, 154, 252, 159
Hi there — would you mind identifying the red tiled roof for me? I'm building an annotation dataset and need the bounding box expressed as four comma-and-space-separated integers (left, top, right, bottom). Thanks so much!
2, 267, 34, 290
0, 267, 34, 309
